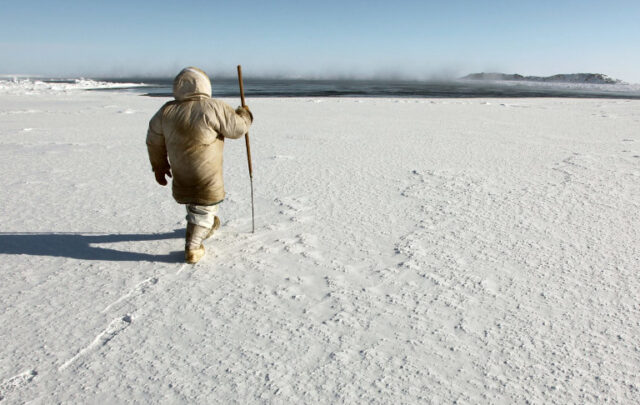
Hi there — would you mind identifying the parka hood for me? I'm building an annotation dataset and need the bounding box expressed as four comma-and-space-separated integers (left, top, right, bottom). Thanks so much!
173, 67, 212, 101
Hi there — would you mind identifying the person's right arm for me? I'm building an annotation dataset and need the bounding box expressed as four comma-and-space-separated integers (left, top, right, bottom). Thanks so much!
215, 101, 253, 139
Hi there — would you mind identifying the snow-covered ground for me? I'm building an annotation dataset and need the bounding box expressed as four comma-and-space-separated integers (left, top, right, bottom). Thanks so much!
1, 84, 639, 403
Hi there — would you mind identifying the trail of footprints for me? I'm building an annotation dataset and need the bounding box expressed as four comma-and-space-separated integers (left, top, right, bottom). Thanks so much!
2, 270, 170, 400
102, 276, 158, 313
55, 262, 196, 374
60, 272, 173, 372
2, 313, 136, 400
59, 315, 132, 371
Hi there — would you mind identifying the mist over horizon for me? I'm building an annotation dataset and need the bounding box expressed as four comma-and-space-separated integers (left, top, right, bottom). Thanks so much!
1, 66, 635, 85
0, 63, 469, 82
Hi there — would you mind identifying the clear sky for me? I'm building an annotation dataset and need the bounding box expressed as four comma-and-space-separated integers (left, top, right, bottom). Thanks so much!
1, 0, 639, 82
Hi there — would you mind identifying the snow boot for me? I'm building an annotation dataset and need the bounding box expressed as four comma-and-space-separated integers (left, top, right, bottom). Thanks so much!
185, 223, 211, 264
204, 216, 221, 240
185, 244, 205, 264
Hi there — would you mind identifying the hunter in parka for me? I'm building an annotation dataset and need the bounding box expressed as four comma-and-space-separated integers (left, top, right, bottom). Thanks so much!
146, 67, 253, 263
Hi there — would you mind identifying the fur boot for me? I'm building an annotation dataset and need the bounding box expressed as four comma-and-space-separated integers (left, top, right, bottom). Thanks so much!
185, 223, 210, 263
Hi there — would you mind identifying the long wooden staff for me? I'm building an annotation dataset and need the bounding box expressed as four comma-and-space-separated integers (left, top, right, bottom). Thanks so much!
237, 65, 255, 233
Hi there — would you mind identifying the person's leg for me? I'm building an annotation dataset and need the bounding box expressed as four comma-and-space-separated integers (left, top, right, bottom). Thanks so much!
184, 203, 220, 263
185, 204, 219, 229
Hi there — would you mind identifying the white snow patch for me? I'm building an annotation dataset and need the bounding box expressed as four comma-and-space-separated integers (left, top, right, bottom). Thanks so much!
0, 78, 147, 96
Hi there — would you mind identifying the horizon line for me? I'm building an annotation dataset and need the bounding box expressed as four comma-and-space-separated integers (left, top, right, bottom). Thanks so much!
0, 71, 631, 83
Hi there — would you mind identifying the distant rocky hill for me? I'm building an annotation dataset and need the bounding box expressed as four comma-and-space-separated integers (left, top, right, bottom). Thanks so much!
462, 72, 621, 84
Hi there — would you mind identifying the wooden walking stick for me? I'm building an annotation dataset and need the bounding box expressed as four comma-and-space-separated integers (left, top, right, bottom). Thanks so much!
237, 65, 255, 233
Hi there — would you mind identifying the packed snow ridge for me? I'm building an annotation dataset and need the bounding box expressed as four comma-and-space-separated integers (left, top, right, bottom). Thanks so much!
462, 72, 622, 84
0, 77, 147, 95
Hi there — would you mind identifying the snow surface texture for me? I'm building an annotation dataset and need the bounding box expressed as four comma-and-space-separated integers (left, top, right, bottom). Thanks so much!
0, 89, 639, 403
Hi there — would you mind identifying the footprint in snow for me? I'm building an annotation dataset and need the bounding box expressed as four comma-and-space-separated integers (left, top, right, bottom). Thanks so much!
400, 169, 433, 197
98, 315, 132, 346
0, 370, 37, 401
274, 196, 313, 223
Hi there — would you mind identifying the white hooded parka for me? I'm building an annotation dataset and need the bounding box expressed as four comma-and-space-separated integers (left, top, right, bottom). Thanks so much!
146, 67, 252, 204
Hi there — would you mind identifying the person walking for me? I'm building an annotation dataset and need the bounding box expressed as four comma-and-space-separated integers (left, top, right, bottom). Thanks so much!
146, 67, 253, 263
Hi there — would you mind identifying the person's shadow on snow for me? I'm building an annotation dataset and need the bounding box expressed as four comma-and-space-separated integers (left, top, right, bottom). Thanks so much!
0, 229, 185, 263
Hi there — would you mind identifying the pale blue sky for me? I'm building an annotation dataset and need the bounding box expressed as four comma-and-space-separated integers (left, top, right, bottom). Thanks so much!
1, 0, 639, 82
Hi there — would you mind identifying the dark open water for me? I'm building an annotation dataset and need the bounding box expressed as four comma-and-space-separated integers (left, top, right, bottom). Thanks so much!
92, 77, 640, 99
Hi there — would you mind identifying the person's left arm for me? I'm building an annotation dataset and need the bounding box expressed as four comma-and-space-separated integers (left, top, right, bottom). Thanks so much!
146, 107, 172, 186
